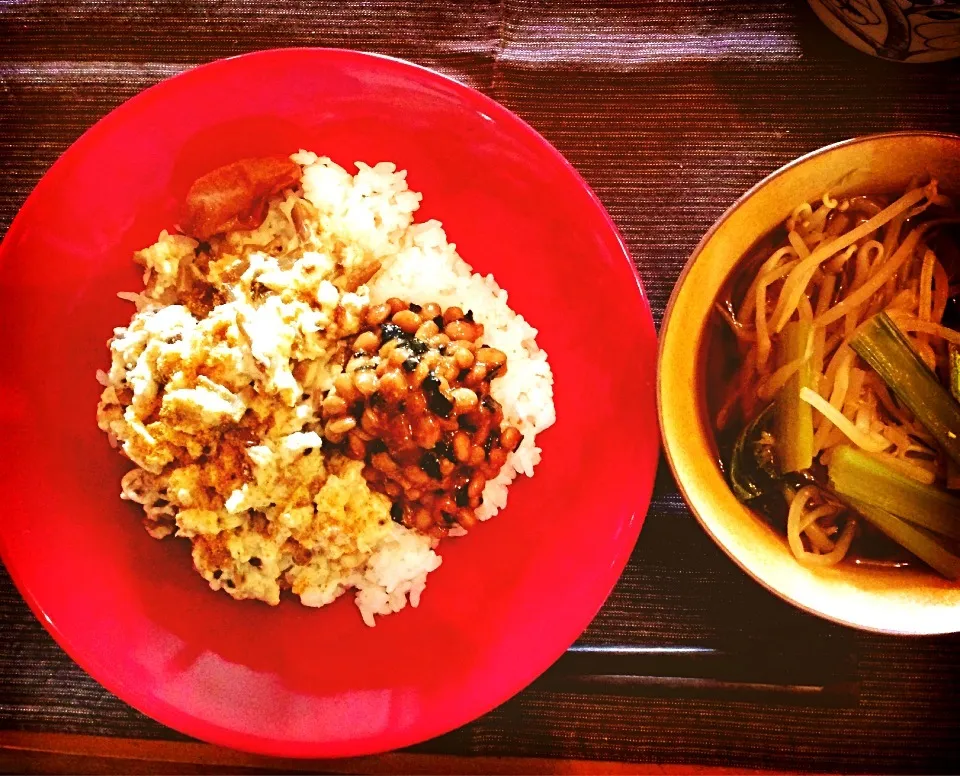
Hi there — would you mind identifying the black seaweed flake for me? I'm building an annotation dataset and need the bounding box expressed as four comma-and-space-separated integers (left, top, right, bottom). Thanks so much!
427, 389, 453, 418
484, 428, 500, 455
482, 394, 501, 413
434, 439, 456, 462
380, 323, 403, 342
420, 450, 442, 480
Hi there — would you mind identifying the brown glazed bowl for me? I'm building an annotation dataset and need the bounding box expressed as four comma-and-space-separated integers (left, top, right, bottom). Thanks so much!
659, 132, 960, 635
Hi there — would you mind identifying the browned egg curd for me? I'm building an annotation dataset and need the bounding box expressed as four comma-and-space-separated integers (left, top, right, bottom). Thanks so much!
320, 298, 523, 536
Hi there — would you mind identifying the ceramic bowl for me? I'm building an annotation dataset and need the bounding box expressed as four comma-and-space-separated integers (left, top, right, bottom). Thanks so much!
659, 131, 960, 635
807, 0, 960, 63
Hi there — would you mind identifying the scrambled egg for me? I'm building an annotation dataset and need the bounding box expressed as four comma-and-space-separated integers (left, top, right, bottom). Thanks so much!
97, 153, 435, 613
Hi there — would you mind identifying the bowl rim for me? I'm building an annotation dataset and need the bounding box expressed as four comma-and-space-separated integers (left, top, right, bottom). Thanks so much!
657, 130, 960, 636
0, 47, 659, 756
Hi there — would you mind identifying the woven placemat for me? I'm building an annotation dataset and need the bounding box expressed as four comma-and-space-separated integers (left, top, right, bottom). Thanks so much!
2, 1, 960, 770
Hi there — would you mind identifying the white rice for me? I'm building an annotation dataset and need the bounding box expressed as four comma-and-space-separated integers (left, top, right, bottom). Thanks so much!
295, 152, 556, 621
297, 151, 556, 522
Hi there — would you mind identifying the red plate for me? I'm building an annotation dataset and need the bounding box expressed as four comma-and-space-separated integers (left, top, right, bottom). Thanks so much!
0, 49, 657, 757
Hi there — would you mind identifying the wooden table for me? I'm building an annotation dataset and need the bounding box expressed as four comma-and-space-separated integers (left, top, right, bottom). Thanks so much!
2, 0, 960, 772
